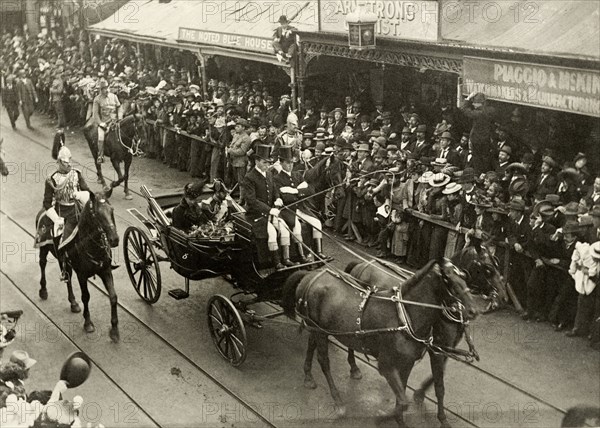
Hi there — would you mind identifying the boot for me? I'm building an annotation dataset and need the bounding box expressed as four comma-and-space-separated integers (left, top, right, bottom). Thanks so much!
271, 250, 284, 270
314, 238, 326, 259
296, 243, 310, 264
97, 137, 105, 163
282, 245, 298, 267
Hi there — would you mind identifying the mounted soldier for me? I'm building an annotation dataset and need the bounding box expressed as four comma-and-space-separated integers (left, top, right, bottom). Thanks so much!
92, 79, 122, 163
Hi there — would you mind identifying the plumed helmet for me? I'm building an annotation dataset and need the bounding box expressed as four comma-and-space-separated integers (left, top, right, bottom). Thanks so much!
57, 146, 72, 162
287, 112, 298, 126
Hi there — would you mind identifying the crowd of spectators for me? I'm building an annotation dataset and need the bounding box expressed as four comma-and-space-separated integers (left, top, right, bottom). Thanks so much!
1, 26, 599, 350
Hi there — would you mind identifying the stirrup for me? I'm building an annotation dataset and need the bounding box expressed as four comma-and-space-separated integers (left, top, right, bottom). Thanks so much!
111, 263, 120, 270
97, 155, 104, 164
60, 271, 70, 283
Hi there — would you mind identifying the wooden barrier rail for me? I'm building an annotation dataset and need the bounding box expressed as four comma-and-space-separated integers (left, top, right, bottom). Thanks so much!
144, 118, 219, 147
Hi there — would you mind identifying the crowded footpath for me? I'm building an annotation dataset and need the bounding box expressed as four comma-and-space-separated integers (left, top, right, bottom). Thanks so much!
1, 22, 599, 374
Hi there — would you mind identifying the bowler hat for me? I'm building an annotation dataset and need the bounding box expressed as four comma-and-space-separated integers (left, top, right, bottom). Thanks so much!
402, 127, 411, 134
563, 202, 579, 216
573, 152, 587, 163
334, 137, 352, 150
254, 145, 275, 162
558, 168, 580, 183
521, 152, 535, 164
375, 136, 387, 148
440, 131, 454, 141
416, 124, 427, 133
542, 156, 557, 169
278, 145, 294, 162
60, 352, 92, 388
506, 162, 527, 175
278, 15, 290, 24
381, 111, 392, 120
508, 198, 526, 212
472, 92, 486, 103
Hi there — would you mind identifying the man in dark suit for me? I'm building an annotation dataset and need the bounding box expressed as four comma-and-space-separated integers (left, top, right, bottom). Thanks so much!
493, 145, 512, 175
506, 198, 532, 309
412, 124, 432, 161
437, 131, 461, 166
2, 75, 20, 129
331, 108, 346, 137
399, 127, 415, 153
461, 92, 496, 173
242, 145, 290, 269
523, 206, 557, 321
17, 69, 38, 130
531, 156, 559, 199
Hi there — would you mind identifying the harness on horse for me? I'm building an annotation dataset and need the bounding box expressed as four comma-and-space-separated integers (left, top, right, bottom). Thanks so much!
105, 119, 143, 157
295, 264, 479, 363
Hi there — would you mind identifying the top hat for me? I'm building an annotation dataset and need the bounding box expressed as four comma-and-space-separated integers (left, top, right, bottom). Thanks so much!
278, 145, 294, 162
278, 15, 290, 24
254, 145, 275, 162
60, 351, 92, 388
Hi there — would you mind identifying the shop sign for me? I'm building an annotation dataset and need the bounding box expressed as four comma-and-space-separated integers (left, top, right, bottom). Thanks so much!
319, 0, 439, 42
178, 28, 273, 54
463, 57, 600, 117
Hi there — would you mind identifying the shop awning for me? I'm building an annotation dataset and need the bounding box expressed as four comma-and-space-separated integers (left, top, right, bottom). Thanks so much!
442, 0, 600, 61
89, 0, 319, 64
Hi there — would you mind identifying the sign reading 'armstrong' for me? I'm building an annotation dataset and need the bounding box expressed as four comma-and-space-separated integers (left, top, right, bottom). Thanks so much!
179, 28, 273, 54
319, 0, 439, 42
463, 57, 600, 117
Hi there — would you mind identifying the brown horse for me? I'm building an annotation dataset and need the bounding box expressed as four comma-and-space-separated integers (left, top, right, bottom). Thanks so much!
83, 114, 146, 199
281, 259, 479, 426
344, 244, 503, 427
36, 188, 120, 342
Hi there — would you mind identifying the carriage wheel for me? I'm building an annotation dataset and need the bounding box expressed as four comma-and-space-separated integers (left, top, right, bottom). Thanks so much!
124, 226, 162, 304
207, 295, 247, 367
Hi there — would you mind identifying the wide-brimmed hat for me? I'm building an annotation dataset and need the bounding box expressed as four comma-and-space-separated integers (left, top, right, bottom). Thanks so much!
456, 167, 476, 183
472, 92, 486, 103
545, 194, 561, 206
542, 156, 557, 169
508, 177, 529, 196
431, 158, 449, 167
506, 162, 527, 175
442, 182, 462, 195
278, 145, 294, 162
562, 221, 581, 234
428, 173, 451, 188
331, 107, 344, 115
538, 205, 554, 218
418, 171, 435, 184
254, 144, 275, 162
10, 350, 37, 370
558, 168, 580, 183
60, 351, 92, 388
334, 137, 353, 150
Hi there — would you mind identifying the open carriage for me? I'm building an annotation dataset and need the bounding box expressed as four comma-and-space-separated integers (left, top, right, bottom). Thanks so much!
125, 185, 326, 365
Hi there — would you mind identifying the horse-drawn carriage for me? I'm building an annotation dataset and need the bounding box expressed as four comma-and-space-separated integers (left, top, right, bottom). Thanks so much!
125, 184, 326, 366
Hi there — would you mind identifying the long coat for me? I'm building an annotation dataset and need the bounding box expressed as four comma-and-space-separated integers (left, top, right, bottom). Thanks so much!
242, 168, 276, 239
17, 78, 38, 115
228, 132, 251, 168
460, 99, 496, 173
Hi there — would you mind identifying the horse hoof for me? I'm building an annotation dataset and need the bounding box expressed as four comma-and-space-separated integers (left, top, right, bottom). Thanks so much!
304, 379, 317, 389
70, 302, 81, 313
124, 194, 133, 200
413, 390, 425, 405
350, 369, 363, 380
84, 322, 95, 333
39, 289, 48, 300
110, 328, 120, 343
334, 405, 346, 418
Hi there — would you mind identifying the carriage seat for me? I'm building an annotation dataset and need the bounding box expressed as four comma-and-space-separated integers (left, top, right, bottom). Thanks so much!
163, 207, 175, 224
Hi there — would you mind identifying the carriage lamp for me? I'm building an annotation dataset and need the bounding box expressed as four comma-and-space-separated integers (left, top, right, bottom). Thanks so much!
346, 6, 377, 50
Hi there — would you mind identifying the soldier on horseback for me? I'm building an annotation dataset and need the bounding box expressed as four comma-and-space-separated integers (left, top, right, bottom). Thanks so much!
92, 79, 122, 164
42, 146, 90, 280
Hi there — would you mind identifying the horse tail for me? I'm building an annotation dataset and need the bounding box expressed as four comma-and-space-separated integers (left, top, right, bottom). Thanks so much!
281, 270, 309, 318
344, 261, 361, 274
562, 406, 600, 427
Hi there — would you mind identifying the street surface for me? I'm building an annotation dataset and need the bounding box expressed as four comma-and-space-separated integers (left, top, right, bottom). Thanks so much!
1, 111, 598, 427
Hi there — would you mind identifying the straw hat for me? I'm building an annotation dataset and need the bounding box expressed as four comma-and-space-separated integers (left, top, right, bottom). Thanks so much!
442, 182, 462, 195
418, 171, 435, 184
428, 173, 451, 188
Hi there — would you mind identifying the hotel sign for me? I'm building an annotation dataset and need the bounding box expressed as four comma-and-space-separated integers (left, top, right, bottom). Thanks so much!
179, 28, 273, 54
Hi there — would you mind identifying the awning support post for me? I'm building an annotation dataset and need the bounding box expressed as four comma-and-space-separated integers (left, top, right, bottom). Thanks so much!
196, 51, 208, 98
290, 64, 297, 111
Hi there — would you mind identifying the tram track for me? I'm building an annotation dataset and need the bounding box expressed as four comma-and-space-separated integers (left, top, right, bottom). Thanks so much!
2, 122, 586, 427
0, 209, 278, 428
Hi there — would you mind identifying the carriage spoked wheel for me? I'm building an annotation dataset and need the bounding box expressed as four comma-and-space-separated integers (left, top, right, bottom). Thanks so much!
207, 295, 247, 366
123, 226, 162, 304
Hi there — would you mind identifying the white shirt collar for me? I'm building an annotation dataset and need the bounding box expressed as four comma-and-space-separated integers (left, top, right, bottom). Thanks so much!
255, 166, 266, 177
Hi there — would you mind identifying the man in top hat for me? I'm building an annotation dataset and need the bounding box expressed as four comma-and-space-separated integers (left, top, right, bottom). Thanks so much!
461, 91, 496, 174
532, 156, 558, 199
226, 118, 252, 199
273, 15, 298, 63
316, 106, 329, 130
242, 145, 290, 269
522, 205, 557, 322
437, 131, 461, 166
92, 78, 122, 163
42, 146, 92, 282
274, 146, 326, 261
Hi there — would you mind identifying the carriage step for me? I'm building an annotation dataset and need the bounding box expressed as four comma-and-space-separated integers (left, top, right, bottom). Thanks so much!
168, 289, 190, 300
